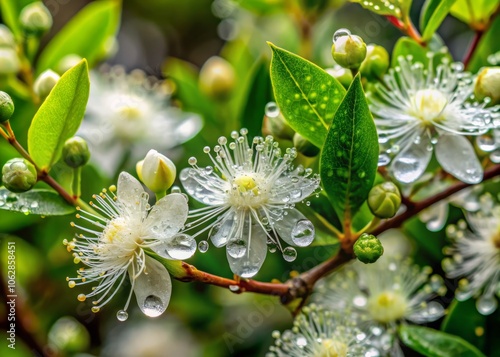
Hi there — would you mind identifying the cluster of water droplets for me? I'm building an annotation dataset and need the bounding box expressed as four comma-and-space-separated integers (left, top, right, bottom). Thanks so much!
0, 190, 41, 215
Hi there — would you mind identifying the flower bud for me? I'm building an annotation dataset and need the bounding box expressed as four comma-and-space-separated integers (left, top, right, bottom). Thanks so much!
199, 56, 235, 100
0, 47, 20, 75
57, 54, 83, 74
325, 66, 353, 89
19, 2, 53, 35
359, 44, 389, 79
0, 91, 15, 123
48, 316, 90, 353
474, 67, 500, 105
0, 25, 16, 48
331, 29, 366, 70
293, 132, 319, 157
62, 137, 90, 168
368, 182, 401, 218
139, 150, 176, 193
34, 69, 60, 100
2, 158, 37, 193
353, 233, 384, 264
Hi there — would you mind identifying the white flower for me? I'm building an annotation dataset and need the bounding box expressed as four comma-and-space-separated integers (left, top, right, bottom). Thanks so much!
78, 66, 202, 176
316, 257, 446, 356
443, 205, 500, 315
267, 304, 376, 357
371, 55, 498, 184
64, 172, 193, 320
180, 129, 320, 277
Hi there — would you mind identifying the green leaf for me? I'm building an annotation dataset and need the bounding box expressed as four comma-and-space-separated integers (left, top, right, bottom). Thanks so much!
391, 37, 451, 68
269, 43, 345, 148
0, 188, 75, 215
230, 0, 285, 14
420, 0, 457, 41
28, 59, 90, 171
450, 0, 498, 26
399, 325, 486, 357
36, 0, 121, 73
349, 0, 412, 18
319, 75, 379, 220
468, 15, 500, 72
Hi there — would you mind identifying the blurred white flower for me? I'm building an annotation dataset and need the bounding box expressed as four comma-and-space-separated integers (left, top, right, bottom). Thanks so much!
180, 129, 320, 277
78, 66, 202, 176
65, 172, 193, 320
371, 55, 498, 184
443, 204, 500, 315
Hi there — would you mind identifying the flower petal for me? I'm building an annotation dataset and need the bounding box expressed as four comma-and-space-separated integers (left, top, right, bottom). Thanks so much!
390, 133, 432, 183
131, 256, 171, 318
179, 168, 226, 205
273, 208, 315, 247
435, 134, 483, 184
209, 211, 235, 248
272, 168, 319, 204
117, 172, 146, 214
145, 193, 189, 239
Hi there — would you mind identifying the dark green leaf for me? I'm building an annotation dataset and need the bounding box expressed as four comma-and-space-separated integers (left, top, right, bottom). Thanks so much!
420, 0, 457, 41
28, 60, 90, 171
468, 15, 500, 72
319, 75, 379, 220
230, 0, 285, 14
269, 43, 345, 148
399, 325, 486, 357
450, 0, 498, 26
36, 0, 121, 73
350, 0, 412, 18
391, 37, 451, 68
0, 188, 75, 215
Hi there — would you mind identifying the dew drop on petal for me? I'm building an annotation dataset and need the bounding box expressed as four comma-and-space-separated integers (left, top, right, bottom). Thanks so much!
198, 240, 209, 253
142, 295, 165, 317
476, 295, 497, 315
390, 135, 432, 183
282, 246, 297, 262
291, 219, 315, 247
227, 239, 246, 258
265, 102, 280, 118
476, 135, 496, 152
378, 153, 391, 166
333, 28, 351, 42
165, 233, 196, 260
116, 310, 128, 321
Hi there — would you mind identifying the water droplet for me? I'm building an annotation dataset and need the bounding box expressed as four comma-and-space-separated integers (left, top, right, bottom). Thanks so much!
198, 240, 209, 253
333, 28, 351, 42
228, 284, 240, 292
6, 193, 17, 203
476, 295, 497, 315
265, 102, 280, 118
165, 234, 196, 260
116, 310, 128, 321
477, 135, 496, 152
378, 153, 391, 166
30, 201, 39, 209
142, 295, 164, 317
290, 189, 302, 199
282, 247, 297, 262
291, 220, 315, 247
227, 239, 246, 258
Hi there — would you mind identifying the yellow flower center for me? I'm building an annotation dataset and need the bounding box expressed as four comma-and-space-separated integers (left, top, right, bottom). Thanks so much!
118, 105, 142, 120
228, 174, 268, 208
314, 339, 348, 357
234, 175, 258, 194
367, 290, 408, 323
410, 89, 448, 124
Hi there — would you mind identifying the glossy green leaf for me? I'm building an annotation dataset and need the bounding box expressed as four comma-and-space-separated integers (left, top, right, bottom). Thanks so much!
468, 15, 500, 72
420, 0, 457, 41
0, 188, 75, 215
319, 75, 378, 220
450, 0, 498, 26
442, 299, 487, 350
229, 0, 284, 15
269, 43, 345, 148
399, 325, 486, 357
36, 0, 120, 73
391, 37, 451, 68
349, 0, 411, 18
28, 60, 90, 171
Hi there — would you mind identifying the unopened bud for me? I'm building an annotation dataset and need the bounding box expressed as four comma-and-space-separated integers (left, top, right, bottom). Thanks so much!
0, 48, 20, 75
48, 316, 90, 353
0, 91, 15, 123
199, 56, 235, 100
34, 69, 60, 100
62, 137, 90, 168
325, 66, 353, 89
353, 233, 384, 264
57, 54, 83, 75
359, 44, 389, 79
474, 67, 500, 105
331, 29, 366, 70
368, 182, 401, 218
293, 132, 319, 157
20, 2, 53, 35
2, 158, 37, 193
139, 150, 176, 193
0, 25, 16, 48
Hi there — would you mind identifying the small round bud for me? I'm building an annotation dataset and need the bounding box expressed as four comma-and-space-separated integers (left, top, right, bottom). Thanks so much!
57, 54, 83, 74
62, 137, 90, 168
293, 132, 320, 157
199, 56, 235, 100
2, 158, 37, 193
368, 182, 401, 218
325, 66, 353, 89
0, 91, 15, 123
19, 2, 53, 35
0, 25, 16, 48
140, 150, 177, 193
34, 69, 60, 100
359, 44, 389, 79
474, 67, 500, 105
0, 47, 20, 75
331, 29, 366, 70
353, 233, 384, 264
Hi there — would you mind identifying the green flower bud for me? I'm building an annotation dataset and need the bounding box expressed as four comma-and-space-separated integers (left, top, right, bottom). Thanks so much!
19, 2, 53, 35
293, 132, 320, 157
0, 91, 15, 123
325, 66, 353, 89
0, 25, 16, 48
34, 69, 60, 100
331, 29, 366, 70
0, 47, 20, 75
474, 67, 500, 105
57, 54, 83, 74
62, 137, 90, 168
48, 316, 90, 353
368, 182, 401, 218
199, 56, 235, 100
139, 150, 176, 193
2, 158, 37, 193
359, 44, 389, 79
353, 233, 384, 264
